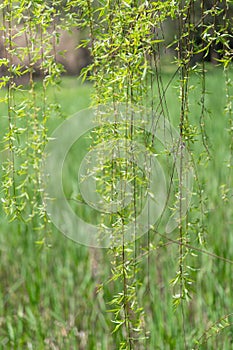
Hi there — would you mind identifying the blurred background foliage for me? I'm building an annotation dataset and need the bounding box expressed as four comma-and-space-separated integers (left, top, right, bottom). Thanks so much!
0, 0, 233, 349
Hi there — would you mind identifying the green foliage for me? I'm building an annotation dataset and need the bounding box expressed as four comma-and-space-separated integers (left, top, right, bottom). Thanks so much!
0, 70, 233, 349
0, 0, 233, 349
77, 0, 233, 348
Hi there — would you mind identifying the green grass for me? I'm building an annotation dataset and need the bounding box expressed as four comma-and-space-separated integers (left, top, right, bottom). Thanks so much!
0, 68, 233, 349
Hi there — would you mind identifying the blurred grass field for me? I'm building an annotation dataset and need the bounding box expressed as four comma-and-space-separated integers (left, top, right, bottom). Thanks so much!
0, 66, 233, 349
